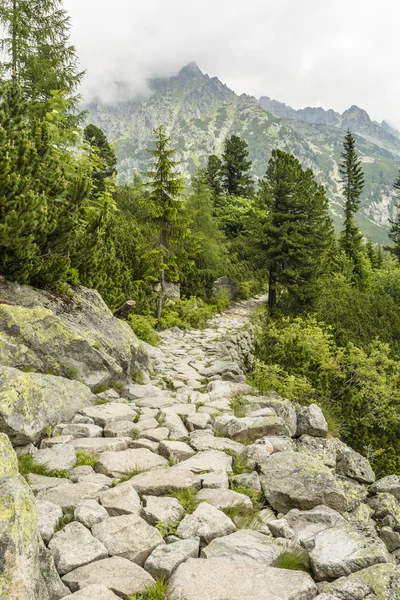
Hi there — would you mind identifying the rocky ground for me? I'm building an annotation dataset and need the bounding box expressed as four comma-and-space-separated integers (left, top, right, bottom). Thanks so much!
1, 293, 400, 599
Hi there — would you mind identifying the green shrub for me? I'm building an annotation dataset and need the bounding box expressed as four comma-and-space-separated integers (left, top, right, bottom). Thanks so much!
128, 314, 160, 346
272, 548, 310, 573
132, 371, 145, 384
160, 297, 214, 330
155, 521, 179, 537
229, 483, 262, 505
73, 450, 96, 468
224, 449, 250, 475
211, 288, 231, 312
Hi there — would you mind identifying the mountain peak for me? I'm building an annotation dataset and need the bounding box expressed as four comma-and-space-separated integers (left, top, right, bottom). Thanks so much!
178, 62, 203, 79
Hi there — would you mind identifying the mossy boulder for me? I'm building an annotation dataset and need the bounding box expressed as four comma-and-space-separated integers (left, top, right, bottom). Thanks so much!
0, 278, 149, 389
321, 563, 400, 599
0, 366, 95, 445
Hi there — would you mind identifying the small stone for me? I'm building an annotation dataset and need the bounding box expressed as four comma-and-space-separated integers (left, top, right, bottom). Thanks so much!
74, 500, 109, 528
159, 440, 196, 463
370, 475, 400, 501
62, 584, 120, 599
142, 427, 169, 442
244, 443, 274, 469
69, 437, 129, 458
95, 448, 167, 478
130, 438, 160, 452
49, 522, 108, 575
35, 445, 76, 472
91, 514, 164, 566
104, 420, 137, 438
200, 471, 230, 489
72, 415, 95, 424
99, 482, 141, 516
36, 499, 63, 543
143, 495, 185, 526
80, 404, 136, 427
144, 539, 199, 579
267, 518, 295, 539
336, 449, 376, 484
296, 404, 328, 438
380, 526, 400, 552
177, 502, 235, 544
196, 488, 253, 511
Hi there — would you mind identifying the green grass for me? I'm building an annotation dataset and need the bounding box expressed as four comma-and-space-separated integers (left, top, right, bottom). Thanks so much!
229, 394, 249, 418
131, 427, 140, 440
95, 398, 110, 405
128, 579, 167, 600
93, 384, 109, 394
54, 506, 75, 532
168, 487, 202, 514
132, 371, 145, 384
112, 381, 125, 394
155, 521, 179, 537
119, 467, 146, 483
222, 503, 265, 531
319, 402, 347, 439
18, 455, 70, 480
229, 483, 262, 505
73, 450, 96, 468
272, 548, 310, 573
224, 449, 250, 475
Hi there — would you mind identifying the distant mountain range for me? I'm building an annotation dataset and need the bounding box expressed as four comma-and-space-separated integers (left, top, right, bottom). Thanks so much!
87, 62, 400, 243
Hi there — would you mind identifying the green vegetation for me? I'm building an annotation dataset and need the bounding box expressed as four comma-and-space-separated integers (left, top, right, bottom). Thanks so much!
128, 579, 167, 600
18, 454, 70, 479
128, 314, 160, 346
272, 548, 310, 573
155, 521, 179, 537
54, 506, 75, 532
73, 450, 96, 468
222, 503, 264, 531
229, 394, 249, 418
168, 487, 201, 513
119, 467, 146, 483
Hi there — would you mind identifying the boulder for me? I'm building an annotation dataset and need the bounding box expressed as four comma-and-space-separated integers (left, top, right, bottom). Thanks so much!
37, 481, 107, 510
309, 522, 392, 581
176, 502, 236, 544
124, 384, 163, 400
0, 279, 148, 388
79, 403, 136, 427
36, 499, 63, 544
69, 437, 130, 458
296, 404, 328, 438
48, 522, 108, 575
62, 556, 154, 596
297, 435, 338, 468
260, 452, 350, 514
0, 433, 44, 600
99, 482, 142, 516
95, 448, 167, 478
367, 493, 400, 523
201, 529, 281, 564
144, 539, 199, 579
27, 473, 73, 494
34, 445, 77, 472
62, 585, 120, 600
186, 413, 212, 431
39, 540, 71, 599
128, 467, 201, 496
91, 513, 164, 566
285, 505, 346, 550
214, 414, 289, 441
159, 440, 196, 462
177, 450, 232, 473
167, 558, 318, 600
0, 366, 95, 445
201, 471, 230, 489
249, 395, 297, 437
159, 410, 189, 440
142, 427, 169, 442
196, 488, 253, 511
244, 442, 274, 469
336, 449, 375, 484
189, 430, 245, 455
321, 563, 400, 599
369, 475, 400, 501
74, 500, 109, 528
56, 423, 103, 439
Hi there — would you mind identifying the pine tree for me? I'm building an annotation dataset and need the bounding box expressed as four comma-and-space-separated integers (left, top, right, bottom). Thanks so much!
205, 154, 223, 204
0, 0, 84, 123
339, 130, 365, 284
143, 125, 191, 322
222, 135, 254, 197
84, 124, 117, 194
389, 170, 400, 260
262, 149, 334, 312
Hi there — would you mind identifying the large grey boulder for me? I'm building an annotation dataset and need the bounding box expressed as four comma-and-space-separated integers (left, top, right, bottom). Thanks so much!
48, 522, 108, 575
159, 410, 189, 440
196, 488, 253, 511
167, 558, 318, 600
296, 404, 328, 438
0, 366, 95, 445
92, 513, 164, 565
336, 449, 375, 484
144, 539, 199, 579
37, 481, 108, 509
249, 394, 298, 437
285, 505, 346, 550
260, 452, 350, 513
159, 440, 196, 462
213, 414, 289, 441
63, 586, 120, 600
35, 445, 77, 472
369, 475, 400, 501
177, 450, 232, 473
309, 522, 392, 581
0, 279, 148, 389
74, 500, 109, 528
99, 482, 142, 516
128, 467, 201, 496
176, 502, 236, 544
0, 433, 45, 600
142, 495, 185, 526
95, 448, 167, 478
79, 403, 136, 427
321, 563, 400, 599
62, 556, 154, 596
189, 430, 245, 455
36, 499, 63, 544
39, 541, 71, 599
69, 437, 130, 458
201, 529, 282, 565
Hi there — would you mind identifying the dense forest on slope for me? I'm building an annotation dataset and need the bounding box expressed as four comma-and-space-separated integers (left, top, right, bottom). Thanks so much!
88, 62, 400, 244
1, 1, 400, 478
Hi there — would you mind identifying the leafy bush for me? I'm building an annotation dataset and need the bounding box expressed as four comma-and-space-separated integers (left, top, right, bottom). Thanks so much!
128, 314, 160, 346
229, 394, 249, 418
212, 288, 231, 312
160, 297, 214, 330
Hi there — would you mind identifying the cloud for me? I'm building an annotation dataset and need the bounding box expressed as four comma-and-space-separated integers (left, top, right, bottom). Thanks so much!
64, 0, 400, 127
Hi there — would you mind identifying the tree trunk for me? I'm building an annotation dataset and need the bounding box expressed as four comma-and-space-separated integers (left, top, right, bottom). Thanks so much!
268, 267, 277, 313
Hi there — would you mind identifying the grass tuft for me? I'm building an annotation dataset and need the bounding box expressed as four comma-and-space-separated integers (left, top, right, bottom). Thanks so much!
54, 506, 75, 532
229, 394, 249, 418
222, 503, 265, 531
73, 450, 96, 468
155, 521, 179, 537
168, 487, 202, 514
128, 578, 167, 600
119, 467, 146, 483
272, 548, 310, 573
18, 454, 70, 480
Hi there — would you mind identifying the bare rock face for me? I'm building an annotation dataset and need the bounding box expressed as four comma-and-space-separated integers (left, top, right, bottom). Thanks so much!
0, 278, 148, 390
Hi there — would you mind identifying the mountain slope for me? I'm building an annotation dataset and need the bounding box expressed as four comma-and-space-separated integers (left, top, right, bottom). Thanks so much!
88, 63, 400, 243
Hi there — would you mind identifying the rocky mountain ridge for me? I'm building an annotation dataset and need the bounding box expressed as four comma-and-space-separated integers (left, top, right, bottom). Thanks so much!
88, 62, 400, 243
1, 281, 399, 599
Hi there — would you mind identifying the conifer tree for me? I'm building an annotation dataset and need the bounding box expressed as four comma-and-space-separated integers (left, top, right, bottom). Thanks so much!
389, 170, 400, 260
143, 125, 191, 322
0, 0, 84, 123
339, 130, 365, 284
205, 154, 223, 204
222, 135, 254, 197
84, 124, 117, 194
262, 149, 334, 312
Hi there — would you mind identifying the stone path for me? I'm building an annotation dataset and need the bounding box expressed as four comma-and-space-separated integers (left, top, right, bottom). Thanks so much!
22, 296, 400, 599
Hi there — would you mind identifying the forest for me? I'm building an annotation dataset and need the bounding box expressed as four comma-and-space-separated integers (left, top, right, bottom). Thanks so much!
1, 0, 400, 477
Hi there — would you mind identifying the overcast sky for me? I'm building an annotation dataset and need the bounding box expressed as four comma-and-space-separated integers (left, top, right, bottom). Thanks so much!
64, 0, 400, 127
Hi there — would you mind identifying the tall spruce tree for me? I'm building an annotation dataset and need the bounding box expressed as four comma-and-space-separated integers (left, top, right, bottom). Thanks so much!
339, 130, 365, 284
84, 124, 117, 194
389, 170, 400, 260
205, 154, 223, 204
222, 135, 254, 197
0, 0, 84, 123
262, 149, 334, 313
143, 125, 191, 322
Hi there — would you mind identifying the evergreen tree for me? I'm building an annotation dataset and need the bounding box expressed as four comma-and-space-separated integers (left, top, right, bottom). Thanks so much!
262, 149, 334, 313
389, 170, 400, 260
339, 130, 365, 284
0, 0, 84, 123
222, 135, 254, 197
143, 125, 191, 322
205, 154, 223, 204
84, 124, 117, 194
